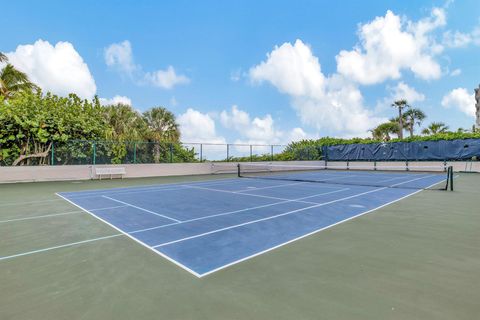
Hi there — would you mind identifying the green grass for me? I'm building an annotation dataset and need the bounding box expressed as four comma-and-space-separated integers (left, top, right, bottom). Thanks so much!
0, 173, 479, 319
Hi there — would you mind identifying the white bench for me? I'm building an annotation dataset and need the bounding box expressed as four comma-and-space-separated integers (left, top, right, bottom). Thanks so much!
94, 167, 126, 180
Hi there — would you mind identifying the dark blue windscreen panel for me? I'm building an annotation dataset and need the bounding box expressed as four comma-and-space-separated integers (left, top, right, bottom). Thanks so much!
325, 139, 480, 161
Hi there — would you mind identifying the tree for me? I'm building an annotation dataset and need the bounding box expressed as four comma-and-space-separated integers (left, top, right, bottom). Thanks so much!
103, 103, 147, 141
403, 108, 426, 137
0, 52, 7, 63
371, 122, 400, 141
143, 107, 181, 163
0, 91, 106, 165
143, 107, 180, 142
391, 99, 410, 139
0, 64, 38, 99
421, 122, 449, 135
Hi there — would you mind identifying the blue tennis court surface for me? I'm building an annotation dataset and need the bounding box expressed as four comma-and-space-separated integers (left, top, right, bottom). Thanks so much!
57, 170, 447, 277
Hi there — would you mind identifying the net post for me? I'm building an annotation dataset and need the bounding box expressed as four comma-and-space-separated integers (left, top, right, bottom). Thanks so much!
237, 163, 241, 177
51, 141, 55, 165
449, 166, 454, 191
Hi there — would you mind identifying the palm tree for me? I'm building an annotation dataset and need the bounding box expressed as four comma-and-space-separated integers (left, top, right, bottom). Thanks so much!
421, 122, 449, 135
403, 108, 426, 137
143, 107, 180, 163
103, 103, 147, 141
0, 52, 7, 63
0, 64, 38, 99
391, 99, 410, 139
371, 121, 400, 141
143, 107, 180, 142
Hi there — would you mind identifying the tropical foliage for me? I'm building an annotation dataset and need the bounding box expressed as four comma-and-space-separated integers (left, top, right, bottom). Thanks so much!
0, 54, 38, 99
0, 91, 195, 165
421, 122, 449, 135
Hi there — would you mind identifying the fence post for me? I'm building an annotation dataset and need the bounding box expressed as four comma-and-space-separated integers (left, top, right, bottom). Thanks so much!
169, 143, 173, 163
226, 144, 230, 162
200, 144, 203, 162
92, 141, 96, 165
133, 142, 137, 164
51, 142, 55, 165
271, 145, 274, 161
250, 145, 253, 162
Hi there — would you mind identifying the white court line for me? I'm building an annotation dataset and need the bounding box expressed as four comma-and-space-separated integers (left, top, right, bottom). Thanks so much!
55, 193, 202, 277
0, 210, 83, 224
199, 177, 447, 277
101, 196, 182, 223
182, 185, 321, 205
152, 187, 387, 249
1, 174, 444, 277
234, 181, 307, 192
0, 198, 63, 207
0, 234, 123, 261
128, 188, 350, 235
61, 178, 247, 198
0, 205, 128, 224
153, 174, 441, 249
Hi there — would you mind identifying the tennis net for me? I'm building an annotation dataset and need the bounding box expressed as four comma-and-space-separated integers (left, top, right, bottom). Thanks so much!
238, 163, 454, 191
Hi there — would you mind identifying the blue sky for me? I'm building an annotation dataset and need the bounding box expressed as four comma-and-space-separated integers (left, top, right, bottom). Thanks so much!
2, 0, 480, 144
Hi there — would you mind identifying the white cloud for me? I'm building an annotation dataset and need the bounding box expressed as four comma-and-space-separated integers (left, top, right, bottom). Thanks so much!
389, 82, 425, 103
441, 88, 476, 117
177, 108, 226, 143
443, 26, 480, 48
220, 105, 310, 145
105, 41, 189, 90
336, 8, 445, 84
6, 39, 96, 99
450, 68, 461, 76
249, 39, 385, 135
144, 66, 190, 89
104, 40, 137, 74
99, 95, 132, 106
250, 40, 325, 99
443, 30, 472, 48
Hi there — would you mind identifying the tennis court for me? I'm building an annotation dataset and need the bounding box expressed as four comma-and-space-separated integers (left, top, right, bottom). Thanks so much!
1, 165, 479, 320
55, 164, 451, 277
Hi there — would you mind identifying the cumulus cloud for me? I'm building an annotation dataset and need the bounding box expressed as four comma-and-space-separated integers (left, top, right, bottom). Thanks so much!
389, 82, 425, 103
219, 105, 307, 144
441, 88, 476, 117
249, 39, 385, 136
6, 39, 96, 99
105, 41, 189, 90
144, 66, 190, 89
99, 95, 132, 106
104, 40, 138, 75
336, 8, 445, 84
177, 108, 226, 143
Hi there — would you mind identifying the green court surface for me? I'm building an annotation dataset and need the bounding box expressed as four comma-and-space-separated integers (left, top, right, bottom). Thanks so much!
1, 173, 479, 320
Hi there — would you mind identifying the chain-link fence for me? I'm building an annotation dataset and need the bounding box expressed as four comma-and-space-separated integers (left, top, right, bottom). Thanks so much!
0, 140, 323, 166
